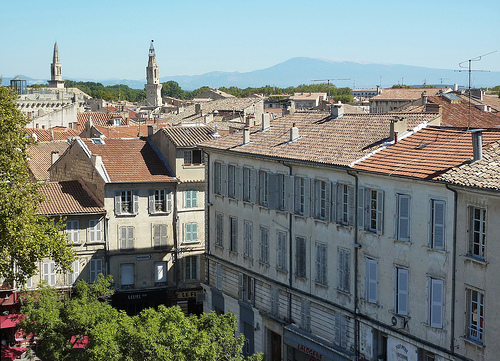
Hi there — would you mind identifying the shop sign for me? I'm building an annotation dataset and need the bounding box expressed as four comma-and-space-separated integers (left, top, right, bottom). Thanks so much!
136, 255, 151, 261
387, 337, 417, 361
297, 343, 323, 360
127, 293, 147, 300
176, 290, 201, 299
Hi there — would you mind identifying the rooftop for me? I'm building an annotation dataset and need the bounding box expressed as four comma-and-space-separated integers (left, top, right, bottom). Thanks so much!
28, 140, 70, 181
160, 125, 216, 147
371, 87, 448, 101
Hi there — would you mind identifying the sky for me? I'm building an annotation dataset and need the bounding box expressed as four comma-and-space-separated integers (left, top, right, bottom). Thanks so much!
2, 0, 500, 82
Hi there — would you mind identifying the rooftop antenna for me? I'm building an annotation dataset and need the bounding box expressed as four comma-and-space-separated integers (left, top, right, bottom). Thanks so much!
311, 78, 350, 98
456, 50, 497, 128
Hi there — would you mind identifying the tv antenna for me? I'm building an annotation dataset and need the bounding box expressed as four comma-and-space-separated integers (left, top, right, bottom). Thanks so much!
455, 50, 497, 127
311, 78, 350, 97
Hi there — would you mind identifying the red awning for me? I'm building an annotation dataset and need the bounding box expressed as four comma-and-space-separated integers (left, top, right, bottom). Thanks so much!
0, 314, 25, 329
0, 347, 26, 361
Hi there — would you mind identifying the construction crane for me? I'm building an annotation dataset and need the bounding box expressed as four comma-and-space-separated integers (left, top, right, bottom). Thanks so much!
311, 78, 350, 97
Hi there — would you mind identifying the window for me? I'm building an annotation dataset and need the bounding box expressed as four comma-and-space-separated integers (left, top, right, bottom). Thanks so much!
396, 194, 410, 241
314, 180, 331, 221
119, 226, 135, 249
89, 259, 103, 283
429, 278, 443, 328
244, 221, 253, 258
230, 217, 238, 252
152, 224, 168, 247
337, 184, 350, 225
185, 256, 198, 280
89, 219, 102, 243
277, 174, 286, 211
215, 212, 224, 247
149, 189, 172, 214
335, 313, 347, 348
216, 263, 223, 290
239, 274, 255, 304
430, 199, 445, 250
294, 177, 306, 216
467, 289, 484, 343
154, 261, 167, 284
276, 230, 287, 272
228, 165, 236, 198
337, 248, 350, 292
213, 162, 222, 195
395, 267, 409, 315
65, 220, 79, 243
42, 261, 56, 286
185, 222, 198, 243
295, 236, 306, 278
185, 189, 198, 208
470, 207, 486, 259
365, 258, 378, 303
259, 226, 269, 264
120, 263, 134, 288
358, 188, 384, 234
115, 190, 138, 215
259, 170, 268, 206
67, 260, 80, 285
315, 243, 328, 285
242, 167, 253, 202
184, 149, 202, 165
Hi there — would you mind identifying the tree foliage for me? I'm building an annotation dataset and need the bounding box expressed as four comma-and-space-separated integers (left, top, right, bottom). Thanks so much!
64, 80, 147, 102
21, 275, 263, 361
0, 86, 74, 284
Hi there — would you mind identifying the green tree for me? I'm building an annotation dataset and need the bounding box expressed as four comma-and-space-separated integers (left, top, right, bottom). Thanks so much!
161, 80, 185, 99
21, 275, 263, 361
0, 86, 74, 284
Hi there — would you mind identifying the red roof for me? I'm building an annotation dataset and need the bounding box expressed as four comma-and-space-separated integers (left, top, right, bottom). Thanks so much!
24, 127, 79, 142
0, 347, 26, 361
354, 127, 500, 179
0, 314, 25, 329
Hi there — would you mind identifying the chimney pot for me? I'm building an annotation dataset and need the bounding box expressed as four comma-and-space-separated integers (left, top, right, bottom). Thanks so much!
243, 127, 250, 144
472, 129, 484, 161
51, 151, 59, 164
290, 124, 299, 141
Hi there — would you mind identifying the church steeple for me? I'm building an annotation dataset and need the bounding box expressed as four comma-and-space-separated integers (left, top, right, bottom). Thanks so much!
145, 40, 162, 106
48, 42, 65, 89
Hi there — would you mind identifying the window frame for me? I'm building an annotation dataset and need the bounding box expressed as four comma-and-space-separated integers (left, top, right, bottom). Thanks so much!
395, 267, 409, 316
154, 261, 167, 284
259, 226, 269, 265
120, 263, 134, 288
67, 260, 80, 286
185, 222, 198, 243
88, 219, 102, 243
470, 206, 486, 259
152, 224, 168, 247
467, 289, 484, 344
119, 226, 135, 250
315, 242, 328, 286
295, 236, 307, 278
276, 230, 288, 272
42, 261, 56, 286
230, 217, 238, 252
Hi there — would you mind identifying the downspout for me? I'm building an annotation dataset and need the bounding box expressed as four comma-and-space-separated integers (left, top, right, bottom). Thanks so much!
173, 183, 179, 289
282, 161, 294, 323
104, 216, 110, 277
445, 184, 458, 355
205, 151, 211, 286
347, 170, 360, 361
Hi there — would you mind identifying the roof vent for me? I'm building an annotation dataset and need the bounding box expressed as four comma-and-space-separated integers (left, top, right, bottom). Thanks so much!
243, 127, 250, 144
471, 129, 484, 162
290, 123, 299, 141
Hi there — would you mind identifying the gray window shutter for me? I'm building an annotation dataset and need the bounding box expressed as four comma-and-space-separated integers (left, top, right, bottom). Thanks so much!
348, 185, 355, 226
120, 226, 127, 249
398, 195, 410, 241
304, 178, 312, 217
221, 163, 228, 196
250, 277, 255, 304
153, 224, 159, 247
268, 173, 278, 210
325, 181, 332, 221
285, 175, 294, 213
376, 190, 384, 235
397, 269, 409, 315
148, 190, 155, 214
160, 224, 168, 246
212, 161, 218, 194
115, 191, 122, 216
94, 219, 102, 242
294, 177, 301, 214
250, 169, 257, 203
238, 273, 244, 299
235, 166, 243, 200
357, 187, 365, 230
430, 278, 443, 328
133, 190, 139, 214
166, 190, 172, 213
128, 226, 134, 249
313, 180, 320, 219
330, 182, 336, 223
432, 200, 445, 249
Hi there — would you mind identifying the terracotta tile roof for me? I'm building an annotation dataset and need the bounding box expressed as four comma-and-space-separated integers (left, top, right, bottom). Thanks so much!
76, 112, 127, 131
353, 127, 500, 179
371, 88, 448, 101
160, 125, 216, 147
38, 180, 106, 215
24, 127, 79, 142
92, 125, 142, 139
427, 94, 500, 128
481, 94, 500, 112
438, 140, 500, 190
28, 141, 70, 181
83, 138, 176, 183
199, 111, 439, 166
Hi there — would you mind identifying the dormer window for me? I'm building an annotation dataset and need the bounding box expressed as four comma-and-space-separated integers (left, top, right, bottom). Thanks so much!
183, 149, 203, 165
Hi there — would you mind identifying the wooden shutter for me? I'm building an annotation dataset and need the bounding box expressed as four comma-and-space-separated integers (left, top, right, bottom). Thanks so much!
348, 185, 355, 226
294, 177, 301, 214
133, 190, 139, 214
303, 178, 312, 217
127, 226, 134, 249
249, 168, 257, 203
148, 190, 155, 214
325, 181, 332, 221
220, 163, 228, 196
50, 262, 56, 286
376, 190, 384, 235
432, 200, 445, 249
120, 226, 127, 249
235, 166, 243, 200
366, 258, 377, 303
285, 175, 294, 213
397, 194, 410, 241
250, 277, 255, 304
430, 278, 443, 328
330, 182, 336, 223
397, 268, 409, 315
114, 191, 122, 216
268, 173, 278, 210
166, 190, 172, 213
153, 224, 160, 247
238, 273, 244, 299
357, 187, 365, 230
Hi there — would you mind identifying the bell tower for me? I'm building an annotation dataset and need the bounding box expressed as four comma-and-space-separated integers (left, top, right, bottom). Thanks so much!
145, 40, 162, 106
48, 42, 65, 89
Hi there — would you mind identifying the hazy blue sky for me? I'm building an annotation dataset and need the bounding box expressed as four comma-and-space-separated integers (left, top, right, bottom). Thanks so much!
2, 0, 499, 81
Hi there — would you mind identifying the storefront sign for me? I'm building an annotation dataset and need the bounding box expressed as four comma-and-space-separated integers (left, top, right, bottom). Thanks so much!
136, 255, 151, 261
127, 293, 147, 300
387, 337, 417, 361
175, 290, 202, 299
298, 343, 324, 360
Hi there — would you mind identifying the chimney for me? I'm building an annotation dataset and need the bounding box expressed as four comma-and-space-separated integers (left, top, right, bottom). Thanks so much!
331, 102, 344, 118
261, 113, 270, 130
422, 91, 427, 105
377, 85, 381, 95
290, 123, 299, 141
390, 117, 408, 140
425, 103, 442, 114
51, 151, 59, 164
195, 103, 201, 114
243, 127, 250, 144
148, 124, 158, 137
471, 129, 484, 161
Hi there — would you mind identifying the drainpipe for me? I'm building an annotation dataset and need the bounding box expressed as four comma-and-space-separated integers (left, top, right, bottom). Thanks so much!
347, 170, 360, 361
173, 184, 179, 289
445, 184, 458, 355
104, 216, 110, 278
281, 161, 294, 323
205, 151, 211, 286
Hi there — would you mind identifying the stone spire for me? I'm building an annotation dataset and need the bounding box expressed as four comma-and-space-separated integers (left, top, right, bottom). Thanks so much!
145, 40, 162, 106
48, 42, 65, 89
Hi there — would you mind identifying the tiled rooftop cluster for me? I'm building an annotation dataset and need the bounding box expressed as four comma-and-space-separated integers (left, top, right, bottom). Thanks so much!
160, 125, 216, 147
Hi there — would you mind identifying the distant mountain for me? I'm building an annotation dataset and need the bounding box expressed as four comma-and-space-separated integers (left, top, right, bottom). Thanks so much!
4, 57, 500, 90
